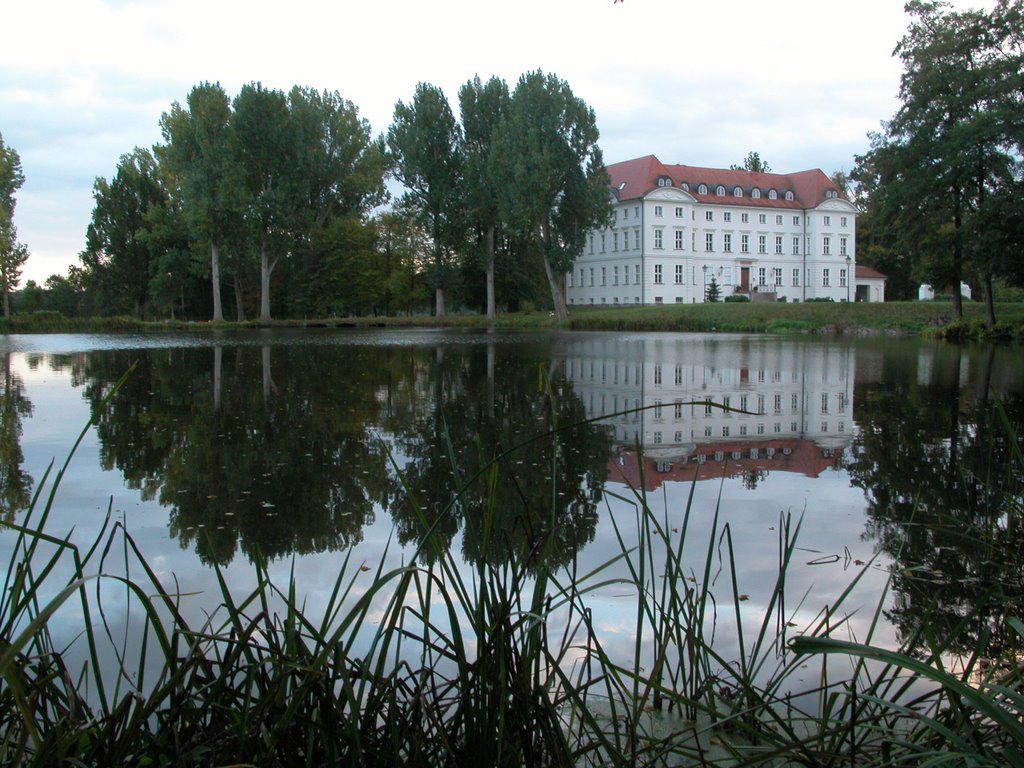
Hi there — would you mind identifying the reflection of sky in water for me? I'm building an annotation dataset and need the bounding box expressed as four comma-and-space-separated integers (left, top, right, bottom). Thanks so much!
3, 331, 1020, 694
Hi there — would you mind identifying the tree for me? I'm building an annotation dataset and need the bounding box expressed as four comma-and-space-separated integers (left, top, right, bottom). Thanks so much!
459, 76, 510, 321
489, 70, 610, 321
387, 83, 464, 318
81, 148, 167, 318
231, 83, 297, 322
0, 132, 28, 317
159, 82, 243, 322
858, 0, 1024, 324
705, 276, 722, 302
730, 151, 771, 174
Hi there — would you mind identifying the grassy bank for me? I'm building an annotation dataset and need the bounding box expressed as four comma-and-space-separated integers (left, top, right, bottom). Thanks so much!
4, 301, 1024, 339
3, 395, 1023, 766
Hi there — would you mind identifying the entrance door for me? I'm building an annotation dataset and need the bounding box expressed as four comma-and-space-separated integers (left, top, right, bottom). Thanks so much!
740, 267, 750, 291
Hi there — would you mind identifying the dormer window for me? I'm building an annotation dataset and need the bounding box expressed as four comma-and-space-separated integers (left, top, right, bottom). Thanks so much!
697, 183, 708, 195
784, 190, 794, 201
716, 185, 725, 196
656, 176, 673, 187
768, 189, 778, 200
681, 182, 690, 191
751, 188, 761, 199
733, 186, 743, 197
825, 189, 838, 199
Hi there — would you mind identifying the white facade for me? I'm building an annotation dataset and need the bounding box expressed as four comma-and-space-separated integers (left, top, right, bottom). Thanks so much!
566, 156, 862, 307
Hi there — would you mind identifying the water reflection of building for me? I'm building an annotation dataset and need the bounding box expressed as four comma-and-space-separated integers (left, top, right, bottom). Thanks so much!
563, 336, 854, 487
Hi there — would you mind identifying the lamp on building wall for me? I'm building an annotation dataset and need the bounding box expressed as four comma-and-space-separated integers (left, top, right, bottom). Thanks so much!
845, 255, 852, 302
702, 264, 708, 302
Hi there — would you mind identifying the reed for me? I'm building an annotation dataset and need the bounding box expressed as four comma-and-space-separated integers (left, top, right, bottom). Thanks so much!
1, 394, 1021, 766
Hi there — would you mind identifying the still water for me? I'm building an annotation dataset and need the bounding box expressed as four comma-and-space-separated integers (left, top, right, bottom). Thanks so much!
1, 329, 1022, 669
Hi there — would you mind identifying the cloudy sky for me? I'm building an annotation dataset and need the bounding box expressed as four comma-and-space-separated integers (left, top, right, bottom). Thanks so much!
0, 0, 960, 284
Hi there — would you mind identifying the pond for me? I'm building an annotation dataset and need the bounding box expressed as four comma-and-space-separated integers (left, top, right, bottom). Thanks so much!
2, 329, 1023, 678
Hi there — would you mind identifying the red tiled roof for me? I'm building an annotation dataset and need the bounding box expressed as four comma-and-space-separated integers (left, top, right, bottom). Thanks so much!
608, 439, 840, 492
855, 265, 886, 280
607, 155, 849, 211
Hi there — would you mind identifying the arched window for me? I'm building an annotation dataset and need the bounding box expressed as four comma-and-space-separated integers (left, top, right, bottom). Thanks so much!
698, 184, 708, 195
681, 182, 690, 191
784, 190, 794, 201
768, 189, 778, 200
733, 186, 743, 197
751, 188, 761, 199
825, 189, 838, 199
716, 185, 725, 196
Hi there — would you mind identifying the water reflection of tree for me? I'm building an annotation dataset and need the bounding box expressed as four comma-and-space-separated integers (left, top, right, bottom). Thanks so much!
74, 344, 401, 565
0, 353, 33, 522
71, 338, 612, 570
385, 343, 613, 571
848, 343, 1024, 657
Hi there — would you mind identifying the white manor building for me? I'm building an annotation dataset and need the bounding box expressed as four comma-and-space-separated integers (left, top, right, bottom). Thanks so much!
566, 155, 880, 306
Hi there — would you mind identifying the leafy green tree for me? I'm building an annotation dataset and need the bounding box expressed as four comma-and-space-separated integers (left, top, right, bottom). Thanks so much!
705, 276, 721, 302
459, 76, 510, 320
858, 0, 1024, 323
375, 206, 430, 316
0, 353, 32, 522
490, 70, 610, 321
231, 83, 297, 321
0, 132, 28, 317
81, 148, 167, 318
730, 151, 771, 173
159, 82, 244, 321
387, 83, 464, 317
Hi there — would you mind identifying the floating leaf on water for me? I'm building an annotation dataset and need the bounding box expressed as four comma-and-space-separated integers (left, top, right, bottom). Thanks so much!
738, 594, 749, 601
359, 565, 371, 572
260, 502, 275, 508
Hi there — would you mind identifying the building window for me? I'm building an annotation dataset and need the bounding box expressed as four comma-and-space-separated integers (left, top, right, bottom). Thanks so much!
734, 186, 743, 197
655, 205, 663, 217
792, 268, 800, 286
654, 229, 663, 249
613, 232, 618, 251
654, 296, 663, 304
723, 233, 732, 252
724, 211, 732, 223
741, 212, 749, 223
776, 214, 783, 225
675, 206, 684, 217
785, 191, 794, 201
759, 213, 767, 224
823, 215, 831, 226
654, 264, 663, 284
635, 206, 639, 217
705, 233, 714, 252
840, 237, 848, 256
792, 237, 800, 255
841, 216, 848, 227
716, 185, 725, 196
675, 230, 684, 250
705, 210, 714, 222
588, 235, 594, 254
568, 271, 573, 287
698, 184, 708, 194
635, 230, 641, 249
823, 236, 831, 255
635, 264, 640, 284
793, 215, 800, 226
758, 267, 767, 286
758, 235, 766, 254
774, 267, 783, 286
775, 236, 783, 255
613, 265, 619, 285
752, 188, 761, 199
823, 268, 831, 286
675, 264, 683, 284
840, 268, 847, 287
768, 189, 778, 200
741, 234, 749, 253
601, 267, 606, 286
589, 268, 594, 286
601, 234, 606, 253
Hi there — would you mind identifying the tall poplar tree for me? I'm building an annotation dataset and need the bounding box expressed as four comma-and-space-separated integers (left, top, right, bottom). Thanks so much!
459, 76, 509, 321
387, 83, 464, 318
489, 71, 610, 321
0, 132, 28, 317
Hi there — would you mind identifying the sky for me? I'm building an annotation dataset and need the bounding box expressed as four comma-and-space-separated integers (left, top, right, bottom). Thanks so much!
0, 0, 959, 285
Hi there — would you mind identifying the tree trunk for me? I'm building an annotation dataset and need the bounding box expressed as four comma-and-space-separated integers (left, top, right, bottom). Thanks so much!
543, 257, 569, 322
259, 240, 273, 321
213, 345, 222, 412
210, 242, 224, 322
485, 226, 496, 321
2, 288, 9, 318
982, 271, 996, 329
435, 287, 446, 318
262, 345, 273, 401
951, 191, 963, 320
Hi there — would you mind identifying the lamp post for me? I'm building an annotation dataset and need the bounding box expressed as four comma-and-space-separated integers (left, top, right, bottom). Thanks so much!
702, 264, 708, 302
845, 255, 851, 302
